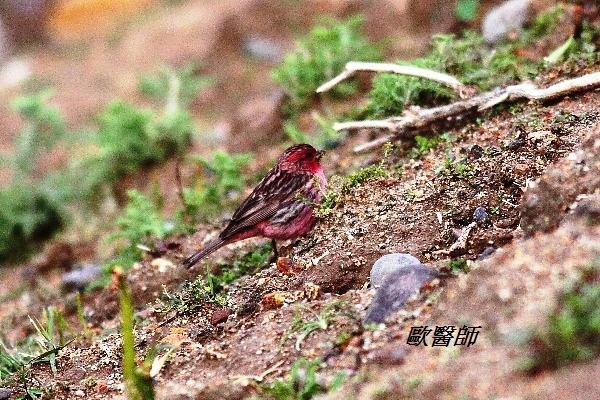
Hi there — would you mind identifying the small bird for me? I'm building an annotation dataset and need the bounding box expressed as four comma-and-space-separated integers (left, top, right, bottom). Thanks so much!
183, 144, 327, 268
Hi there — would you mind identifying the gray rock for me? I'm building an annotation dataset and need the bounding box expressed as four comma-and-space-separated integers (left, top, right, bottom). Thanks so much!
365, 264, 440, 324
370, 253, 422, 289
478, 246, 496, 260
243, 36, 284, 62
482, 0, 532, 44
473, 206, 490, 226
0, 388, 11, 400
62, 264, 102, 291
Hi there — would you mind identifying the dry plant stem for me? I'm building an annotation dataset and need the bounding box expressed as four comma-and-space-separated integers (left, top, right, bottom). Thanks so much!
316, 61, 466, 94
347, 71, 600, 153
433, 222, 476, 256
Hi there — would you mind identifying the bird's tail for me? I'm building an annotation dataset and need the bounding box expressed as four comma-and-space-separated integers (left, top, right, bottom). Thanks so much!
183, 238, 226, 269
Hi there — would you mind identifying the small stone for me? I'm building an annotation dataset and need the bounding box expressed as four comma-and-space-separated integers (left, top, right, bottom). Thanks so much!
150, 258, 175, 273
74, 389, 85, 397
260, 292, 287, 310
469, 144, 484, 159
0, 388, 11, 400
478, 246, 496, 260
364, 264, 440, 324
482, 0, 532, 44
210, 308, 231, 326
62, 264, 102, 292
243, 36, 284, 61
276, 257, 297, 275
473, 207, 490, 226
370, 253, 422, 289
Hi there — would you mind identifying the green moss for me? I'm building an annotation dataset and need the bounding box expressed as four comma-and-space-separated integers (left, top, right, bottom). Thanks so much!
157, 244, 272, 316
257, 358, 346, 400
272, 15, 382, 114
317, 146, 391, 216
366, 31, 541, 118
448, 259, 469, 274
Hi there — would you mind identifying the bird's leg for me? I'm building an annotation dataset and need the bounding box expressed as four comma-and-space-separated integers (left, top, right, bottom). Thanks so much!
270, 239, 279, 263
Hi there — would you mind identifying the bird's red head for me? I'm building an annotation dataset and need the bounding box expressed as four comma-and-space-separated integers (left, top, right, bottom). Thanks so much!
278, 144, 324, 173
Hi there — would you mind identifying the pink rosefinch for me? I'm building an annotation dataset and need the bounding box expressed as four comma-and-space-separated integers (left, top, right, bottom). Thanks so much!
183, 144, 327, 268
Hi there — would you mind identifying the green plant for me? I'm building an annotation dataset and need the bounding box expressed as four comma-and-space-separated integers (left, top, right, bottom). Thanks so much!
448, 259, 469, 274
455, 0, 480, 22
273, 15, 381, 113
8, 90, 66, 179
436, 156, 472, 178
98, 190, 172, 283
0, 91, 70, 262
0, 308, 73, 399
95, 100, 193, 181
521, 4, 564, 44
117, 268, 155, 400
281, 301, 348, 350
259, 358, 346, 400
367, 31, 541, 117
75, 292, 92, 338
157, 244, 271, 316
410, 133, 451, 158
139, 63, 212, 107
284, 115, 341, 150
157, 275, 226, 317
317, 146, 390, 216
526, 261, 600, 372
178, 150, 252, 224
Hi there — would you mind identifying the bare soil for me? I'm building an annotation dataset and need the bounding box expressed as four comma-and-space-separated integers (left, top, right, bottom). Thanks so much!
1, 1, 600, 400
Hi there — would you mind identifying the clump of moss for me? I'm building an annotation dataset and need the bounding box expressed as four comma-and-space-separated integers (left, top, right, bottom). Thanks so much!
525, 261, 600, 372
364, 5, 596, 118
272, 15, 382, 114
366, 31, 540, 118
156, 244, 272, 316
317, 162, 388, 217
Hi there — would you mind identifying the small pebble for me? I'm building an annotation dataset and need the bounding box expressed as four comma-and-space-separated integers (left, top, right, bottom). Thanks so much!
482, 0, 532, 44
473, 207, 490, 226
243, 36, 284, 61
62, 264, 102, 292
478, 246, 496, 260
469, 144, 484, 159
370, 253, 422, 289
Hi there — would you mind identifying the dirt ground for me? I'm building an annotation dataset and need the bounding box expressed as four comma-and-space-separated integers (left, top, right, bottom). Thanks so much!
1, 0, 600, 399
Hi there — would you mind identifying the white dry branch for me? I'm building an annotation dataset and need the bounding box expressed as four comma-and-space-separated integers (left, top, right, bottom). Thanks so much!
316, 61, 467, 94
316, 62, 600, 153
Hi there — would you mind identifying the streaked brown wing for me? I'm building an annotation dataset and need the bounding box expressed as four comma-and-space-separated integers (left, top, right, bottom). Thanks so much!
219, 167, 310, 240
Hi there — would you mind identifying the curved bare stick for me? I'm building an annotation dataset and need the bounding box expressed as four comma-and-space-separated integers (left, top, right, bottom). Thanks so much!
345, 71, 600, 153
316, 61, 466, 94
479, 72, 600, 110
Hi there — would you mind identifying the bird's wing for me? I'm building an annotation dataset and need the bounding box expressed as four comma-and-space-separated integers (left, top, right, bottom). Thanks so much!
219, 167, 310, 240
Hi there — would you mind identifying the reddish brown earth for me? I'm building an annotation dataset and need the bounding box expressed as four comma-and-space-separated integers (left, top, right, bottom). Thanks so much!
1, 1, 600, 400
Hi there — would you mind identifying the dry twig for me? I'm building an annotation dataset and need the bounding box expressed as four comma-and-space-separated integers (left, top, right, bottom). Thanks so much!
316, 61, 466, 94
316, 61, 600, 153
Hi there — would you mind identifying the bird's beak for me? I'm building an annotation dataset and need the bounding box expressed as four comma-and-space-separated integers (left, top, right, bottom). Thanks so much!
316, 150, 325, 160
